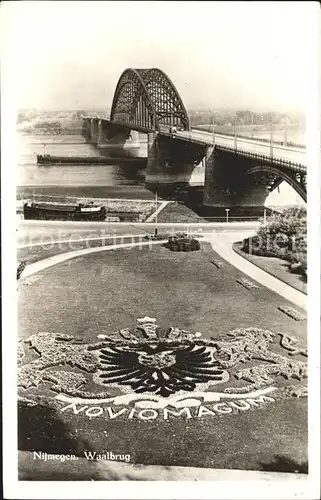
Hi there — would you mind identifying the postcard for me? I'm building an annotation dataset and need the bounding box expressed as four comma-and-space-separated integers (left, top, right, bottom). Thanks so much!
1, 1, 320, 499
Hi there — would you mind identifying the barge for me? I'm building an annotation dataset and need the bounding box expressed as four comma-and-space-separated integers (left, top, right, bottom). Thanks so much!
37, 154, 146, 165
23, 202, 107, 221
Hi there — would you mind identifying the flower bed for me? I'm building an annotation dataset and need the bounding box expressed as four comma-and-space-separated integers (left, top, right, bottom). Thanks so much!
236, 278, 259, 290
211, 259, 223, 269
278, 306, 306, 322
164, 234, 201, 252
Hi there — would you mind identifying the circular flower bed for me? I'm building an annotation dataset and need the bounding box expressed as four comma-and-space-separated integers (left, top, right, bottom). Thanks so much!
164, 234, 200, 252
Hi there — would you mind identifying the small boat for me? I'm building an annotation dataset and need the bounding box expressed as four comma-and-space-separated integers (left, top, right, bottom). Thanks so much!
23, 201, 107, 221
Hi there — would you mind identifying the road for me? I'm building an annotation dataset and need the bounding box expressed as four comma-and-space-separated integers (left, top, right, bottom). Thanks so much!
17, 220, 259, 248
175, 129, 306, 165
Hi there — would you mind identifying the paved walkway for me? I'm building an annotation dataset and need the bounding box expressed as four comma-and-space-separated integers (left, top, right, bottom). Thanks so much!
20, 229, 306, 311
145, 200, 171, 222
17, 233, 147, 249
205, 232, 307, 311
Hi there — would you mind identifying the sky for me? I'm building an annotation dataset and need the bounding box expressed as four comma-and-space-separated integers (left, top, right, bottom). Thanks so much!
1, 1, 318, 113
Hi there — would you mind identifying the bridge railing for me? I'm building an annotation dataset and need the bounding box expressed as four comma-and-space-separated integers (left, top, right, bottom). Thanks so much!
193, 125, 305, 149
216, 145, 307, 173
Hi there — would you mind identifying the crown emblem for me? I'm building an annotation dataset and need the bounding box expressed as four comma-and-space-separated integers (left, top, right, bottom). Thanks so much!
97, 317, 203, 343
136, 317, 158, 339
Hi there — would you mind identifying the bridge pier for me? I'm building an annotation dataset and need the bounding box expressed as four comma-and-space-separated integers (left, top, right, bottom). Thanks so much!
97, 120, 141, 154
82, 118, 92, 141
145, 133, 206, 188
82, 118, 142, 156
203, 147, 272, 209
90, 118, 99, 145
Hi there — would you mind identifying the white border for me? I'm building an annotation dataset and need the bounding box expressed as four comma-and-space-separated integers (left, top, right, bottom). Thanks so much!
306, 0, 321, 491
1, 1, 320, 499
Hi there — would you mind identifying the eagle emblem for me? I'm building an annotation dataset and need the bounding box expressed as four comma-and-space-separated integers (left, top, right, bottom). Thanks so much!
18, 317, 307, 407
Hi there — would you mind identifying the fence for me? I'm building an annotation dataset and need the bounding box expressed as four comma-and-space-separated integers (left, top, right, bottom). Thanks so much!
216, 146, 307, 173
194, 125, 305, 149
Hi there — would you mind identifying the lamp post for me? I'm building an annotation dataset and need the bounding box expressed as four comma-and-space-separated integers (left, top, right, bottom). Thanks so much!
154, 191, 158, 236
234, 117, 237, 150
284, 123, 288, 147
212, 116, 215, 145
251, 113, 254, 139
270, 112, 274, 158
225, 208, 230, 223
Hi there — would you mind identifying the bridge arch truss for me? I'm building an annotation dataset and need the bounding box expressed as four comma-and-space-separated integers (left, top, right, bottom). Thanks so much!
246, 165, 307, 202
110, 68, 190, 132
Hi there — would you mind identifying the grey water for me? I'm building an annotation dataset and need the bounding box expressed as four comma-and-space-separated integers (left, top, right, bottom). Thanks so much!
17, 134, 146, 187
16, 131, 305, 207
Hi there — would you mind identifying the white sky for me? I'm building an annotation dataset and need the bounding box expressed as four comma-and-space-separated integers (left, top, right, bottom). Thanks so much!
1, 1, 318, 112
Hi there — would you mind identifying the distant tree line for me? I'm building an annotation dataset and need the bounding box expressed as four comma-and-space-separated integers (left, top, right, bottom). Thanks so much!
16, 110, 85, 124
189, 110, 304, 127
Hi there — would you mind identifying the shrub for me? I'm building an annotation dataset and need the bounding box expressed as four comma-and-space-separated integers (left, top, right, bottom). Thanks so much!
17, 260, 26, 280
241, 206, 307, 276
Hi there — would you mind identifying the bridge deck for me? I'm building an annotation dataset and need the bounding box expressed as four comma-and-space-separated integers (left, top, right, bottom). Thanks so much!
82, 117, 306, 170
175, 129, 306, 169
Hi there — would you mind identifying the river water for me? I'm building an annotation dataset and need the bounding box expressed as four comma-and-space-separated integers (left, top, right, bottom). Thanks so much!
17, 132, 305, 207
17, 134, 147, 188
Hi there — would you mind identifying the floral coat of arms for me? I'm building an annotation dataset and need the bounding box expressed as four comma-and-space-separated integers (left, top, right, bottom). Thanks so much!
18, 317, 307, 409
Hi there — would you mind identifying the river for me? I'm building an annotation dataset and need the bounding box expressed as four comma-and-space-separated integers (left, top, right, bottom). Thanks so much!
17, 132, 305, 207
17, 133, 148, 188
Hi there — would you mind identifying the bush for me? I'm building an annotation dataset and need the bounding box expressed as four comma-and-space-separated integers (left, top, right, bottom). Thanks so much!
164, 234, 200, 252
17, 260, 26, 280
241, 206, 307, 276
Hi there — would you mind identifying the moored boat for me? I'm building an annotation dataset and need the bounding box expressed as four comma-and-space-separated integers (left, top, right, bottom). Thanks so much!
23, 201, 107, 221
36, 154, 146, 165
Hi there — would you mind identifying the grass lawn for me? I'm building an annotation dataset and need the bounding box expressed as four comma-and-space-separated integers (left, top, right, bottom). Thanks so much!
17, 235, 155, 267
18, 243, 307, 473
157, 201, 206, 223
18, 242, 306, 341
233, 241, 307, 295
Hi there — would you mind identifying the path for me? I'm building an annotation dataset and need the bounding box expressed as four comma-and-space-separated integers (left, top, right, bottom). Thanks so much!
20, 239, 167, 279
145, 200, 171, 222
205, 232, 307, 310
19, 222, 306, 310
19, 226, 307, 311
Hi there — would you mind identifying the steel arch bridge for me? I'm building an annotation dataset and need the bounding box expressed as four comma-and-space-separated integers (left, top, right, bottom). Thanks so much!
246, 165, 307, 202
216, 146, 307, 202
110, 68, 190, 133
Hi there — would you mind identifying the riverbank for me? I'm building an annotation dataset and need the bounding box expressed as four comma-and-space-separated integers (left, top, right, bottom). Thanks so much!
16, 196, 159, 224
17, 185, 156, 200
